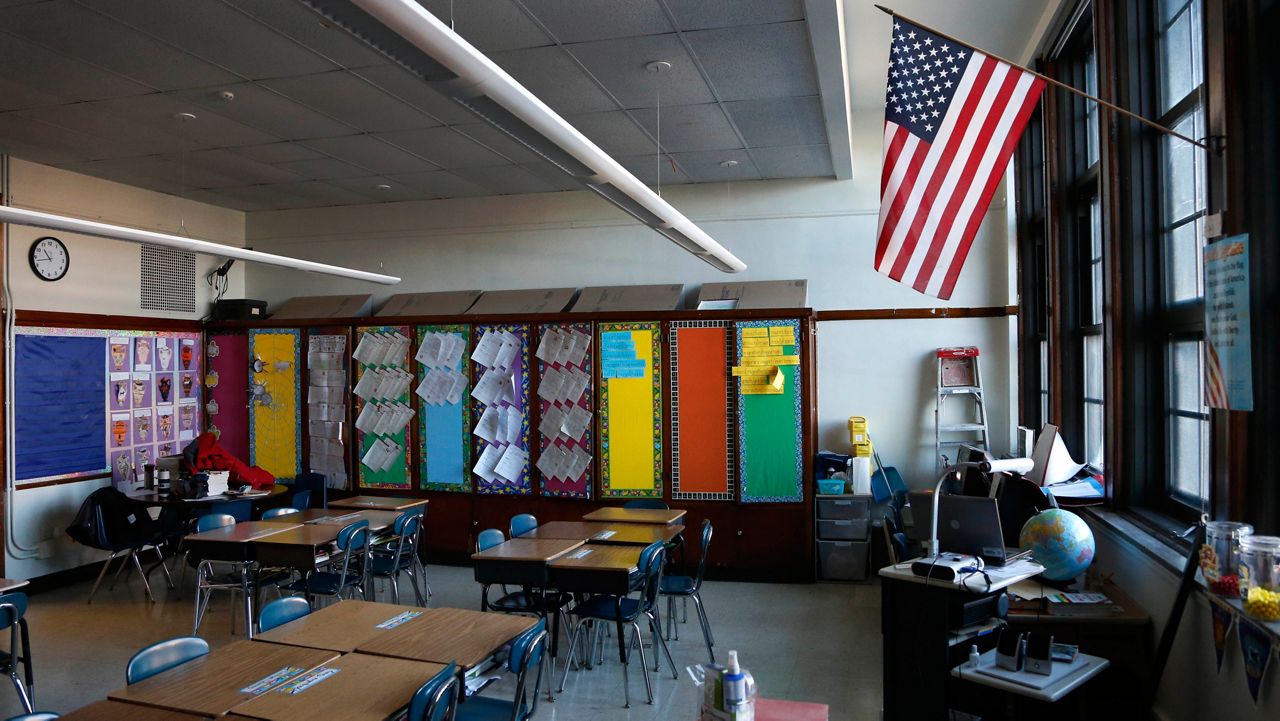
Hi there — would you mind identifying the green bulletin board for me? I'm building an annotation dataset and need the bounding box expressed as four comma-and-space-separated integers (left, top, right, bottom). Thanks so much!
355, 325, 412, 489
736, 319, 803, 502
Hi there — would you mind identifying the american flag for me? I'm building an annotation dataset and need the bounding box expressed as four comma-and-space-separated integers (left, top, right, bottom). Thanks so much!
874, 19, 1045, 299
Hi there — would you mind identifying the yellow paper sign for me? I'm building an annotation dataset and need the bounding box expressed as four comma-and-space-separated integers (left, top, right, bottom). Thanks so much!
741, 383, 784, 395
742, 328, 769, 338
743, 346, 784, 357
769, 367, 784, 390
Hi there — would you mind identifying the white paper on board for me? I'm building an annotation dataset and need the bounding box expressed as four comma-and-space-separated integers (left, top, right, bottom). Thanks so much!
536, 328, 563, 364
539, 404, 567, 440
415, 333, 443, 367
474, 406, 501, 444
561, 405, 592, 441
472, 443, 502, 482
470, 330, 501, 367
470, 369, 504, 406
494, 445, 529, 482
565, 447, 591, 480
439, 334, 466, 369
538, 367, 565, 402
445, 370, 469, 405
492, 331, 519, 371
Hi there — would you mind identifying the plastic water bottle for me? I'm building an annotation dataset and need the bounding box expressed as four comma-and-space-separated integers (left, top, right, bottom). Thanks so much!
969, 644, 981, 669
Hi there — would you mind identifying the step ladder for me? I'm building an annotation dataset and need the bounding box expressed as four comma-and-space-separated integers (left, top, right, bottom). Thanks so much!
935, 347, 988, 471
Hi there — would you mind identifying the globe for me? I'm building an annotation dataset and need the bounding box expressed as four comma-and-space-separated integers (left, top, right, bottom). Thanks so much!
1019, 508, 1096, 582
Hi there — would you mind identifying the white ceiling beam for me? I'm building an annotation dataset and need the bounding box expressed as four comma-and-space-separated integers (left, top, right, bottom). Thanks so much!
804, 0, 855, 180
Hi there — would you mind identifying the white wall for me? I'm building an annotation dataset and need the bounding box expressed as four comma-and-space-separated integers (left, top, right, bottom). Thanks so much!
3, 157, 246, 579
245, 109, 1018, 489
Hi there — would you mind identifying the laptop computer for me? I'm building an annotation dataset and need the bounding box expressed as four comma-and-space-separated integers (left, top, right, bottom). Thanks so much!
937, 494, 1033, 566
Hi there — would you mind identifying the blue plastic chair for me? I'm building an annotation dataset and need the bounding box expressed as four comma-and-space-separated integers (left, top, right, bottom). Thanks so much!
476, 529, 505, 553
508, 514, 537, 538
258, 597, 311, 633
189, 514, 246, 634
659, 519, 715, 662
558, 543, 676, 707
261, 507, 300, 520
622, 499, 669, 510
293, 473, 328, 509
284, 520, 370, 604
4, 714, 58, 721
126, 637, 210, 684
407, 661, 459, 721
0, 594, 34, 714
290, 489, 312, 511
457, 619, 547, 721
370, 510, 428, 605
208, 499, 252, 522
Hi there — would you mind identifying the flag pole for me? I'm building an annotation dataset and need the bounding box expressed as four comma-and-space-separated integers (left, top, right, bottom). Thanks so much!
874, 5, 1210, 150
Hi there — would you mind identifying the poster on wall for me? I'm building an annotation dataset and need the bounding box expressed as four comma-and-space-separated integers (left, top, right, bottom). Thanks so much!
598, 321, 663, 500
1203, 234, 1253, 411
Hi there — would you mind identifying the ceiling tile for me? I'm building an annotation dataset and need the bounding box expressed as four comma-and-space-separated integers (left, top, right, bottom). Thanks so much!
300, 135, 440, 175
223, 0, 390, 69
327, 176, 426, 203
196, 183, 308, 210
227, 142, 327, 164
0, 34, 153, 104
453, 123, 543, 164
181, 188, 275, 212
685, 21, 818, 101
565, 34, 711, 109
629, 103, 741, 152
249, 180, 370, 208
0, 114, 104, 165
489, 46, 619, 114
518, 162, 584, 191
171, 83, 355, 140
0, 76, 64, 112
451, 164, 561, 195
751, 144, 833, 179
663, 0, 805, 30
614, 153, 690, 186
58, 155, 245, 193
86, 94, 278, 148
0, 1, 240, 90
416, 0, 551, 51
519, 0, 671, 43
166, 148, 306, 187
263, 71, 439, 133
725, 96, 827, 148
383, 170, 493, 198
77, 0, 336, 80
376, 127, 512, 168
351, 65, 477, 125
563, 110, 657, 156
274, 157, 368, 181
9, 104, 198, 159
669, 148, 760, 182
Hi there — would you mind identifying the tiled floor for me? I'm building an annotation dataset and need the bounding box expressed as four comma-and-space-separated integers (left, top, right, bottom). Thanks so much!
0, 563, 882, 720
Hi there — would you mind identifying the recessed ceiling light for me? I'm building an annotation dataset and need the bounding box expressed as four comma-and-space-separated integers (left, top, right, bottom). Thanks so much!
720, 160, 739, 168
374, 183, 392, 190
645, 60, 672, 73
172, 112, 197, 122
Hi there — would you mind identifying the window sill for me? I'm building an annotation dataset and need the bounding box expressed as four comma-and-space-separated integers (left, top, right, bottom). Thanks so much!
1080, 505, 1195, 577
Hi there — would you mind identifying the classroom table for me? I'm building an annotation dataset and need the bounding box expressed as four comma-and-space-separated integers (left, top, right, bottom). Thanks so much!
581, 507, 686, 525
355, 606, 537, 672
107, 639, 337, 717
59, 699, 211, 721
227, 652, 446, 721
549, 545, 644, 668
126, 484, 290, 508
182, 522, 300, 638
0, 578, 30, 593
250, 524, 344, 575
470, 538, 583, 586
301, 508, 402, 532
328, 495, 428, 511
254, 600, 428, 653
525, 520, 685, 546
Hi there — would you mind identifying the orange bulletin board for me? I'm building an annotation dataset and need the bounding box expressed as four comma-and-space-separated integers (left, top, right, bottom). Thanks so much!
670, 321, 734, 500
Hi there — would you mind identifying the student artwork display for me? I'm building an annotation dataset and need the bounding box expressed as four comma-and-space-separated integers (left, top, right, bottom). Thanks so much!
535, 322, 594, 498
306, 329, 350, 489
598, 321, 662, 499
736, 320, 803, 503
353, 326, 414, 489
415, 324, 472, 492
248, 328, 301, 481
14, 327, 201, 487
205, 333, 249, 461
670, 321, 734, 501
469, 324, 531, 495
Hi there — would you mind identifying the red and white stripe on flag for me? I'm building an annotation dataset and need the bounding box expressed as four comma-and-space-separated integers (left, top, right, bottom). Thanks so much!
874, 18, 1045, 299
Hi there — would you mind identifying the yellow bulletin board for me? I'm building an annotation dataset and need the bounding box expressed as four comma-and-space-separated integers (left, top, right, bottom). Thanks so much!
248, 328, 301, 480
598, 321, 662, 499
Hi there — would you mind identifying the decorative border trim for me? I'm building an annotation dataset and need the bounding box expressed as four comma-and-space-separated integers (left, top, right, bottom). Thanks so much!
418, 324, 472, 493
670, 320, 735, 502
598, 321, 663, 499
471, 323, 532, 496
248, 327, 302, 476
537, 322, 594, 499
354, 325, 412, 490
736, 319, 803, 503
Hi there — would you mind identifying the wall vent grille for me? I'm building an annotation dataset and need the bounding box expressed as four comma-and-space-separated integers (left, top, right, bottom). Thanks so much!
140, 243, 196, 313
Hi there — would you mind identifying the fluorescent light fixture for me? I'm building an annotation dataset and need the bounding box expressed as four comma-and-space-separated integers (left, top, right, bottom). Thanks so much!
302, 0, 747, 273
0, 205, 401, 285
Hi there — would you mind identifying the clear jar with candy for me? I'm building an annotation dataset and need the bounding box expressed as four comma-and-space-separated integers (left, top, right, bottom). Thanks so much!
1239, 535, 1280, 622
1200, 521, 1253, 597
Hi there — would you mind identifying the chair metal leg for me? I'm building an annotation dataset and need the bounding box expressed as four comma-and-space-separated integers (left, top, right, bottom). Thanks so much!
390, 574, 400, 604
109, 549, 133, 590
87, 551, 119, 604
693, 593, 715, 663
9, 671, 32, 714
154, 546, 175, 590
556, 619, 584, 693
649, 612, 679, 679
406, 567, 425, 606
627, 622, 653, 705
131, 550, 157, 603
649, 607, 662, 673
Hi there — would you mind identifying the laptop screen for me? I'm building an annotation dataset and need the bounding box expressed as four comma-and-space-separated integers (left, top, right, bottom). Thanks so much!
937, 494, 1008, 560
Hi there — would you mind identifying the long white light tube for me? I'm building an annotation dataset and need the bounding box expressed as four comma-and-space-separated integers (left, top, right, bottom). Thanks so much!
348, 0, 747, 273
0, 205, 401, 285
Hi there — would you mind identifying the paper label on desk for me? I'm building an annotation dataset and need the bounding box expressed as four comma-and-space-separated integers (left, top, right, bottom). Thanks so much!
592, 530, 617, 540
240, 666, 307, 695
274, 667, 341, 695
568, 548, 594, 559
375, 610, 424, 629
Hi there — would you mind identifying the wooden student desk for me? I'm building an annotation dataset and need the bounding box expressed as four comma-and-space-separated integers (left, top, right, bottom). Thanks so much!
108, 640, 337, 717
255, 600, 428, 653
470, 538, 583, 586
251, 525, 344, 574
526, 520, 684, 546
0, 579, 30, 594
329, 496, 428, 512
59, 700, 211, 721
355, 606, 537, 671
549, 545, 644, 666
182, 522, 301, 638
582, 507, 686, 525
228, 653, 446, 721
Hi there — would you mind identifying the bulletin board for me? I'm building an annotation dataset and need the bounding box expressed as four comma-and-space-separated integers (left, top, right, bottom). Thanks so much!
249, 328, 302, 480
15, 326, 203, 487
304, 327, 351, 489
205, 333, 249, 463
735, 319, 803, 503
469, 323, 532, 495
416, 324, 472, 492
534, 322, 594, 499
598, 321, 663, 499
669, 321, 735, 501
354, 325, 413, 490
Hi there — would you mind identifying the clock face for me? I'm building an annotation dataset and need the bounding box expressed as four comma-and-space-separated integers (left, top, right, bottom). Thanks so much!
29, 236, 69, 281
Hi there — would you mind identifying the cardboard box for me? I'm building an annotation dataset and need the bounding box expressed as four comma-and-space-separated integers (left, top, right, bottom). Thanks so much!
695, 280, 807, 309
375, 290, 482, 317
571, 284, 683, 312
466, 288, 576, 314
270, 294, 372, 319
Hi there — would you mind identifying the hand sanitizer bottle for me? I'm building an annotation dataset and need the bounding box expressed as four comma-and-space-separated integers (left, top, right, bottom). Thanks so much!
723, 650, 755, 720
969, 644, 981, 669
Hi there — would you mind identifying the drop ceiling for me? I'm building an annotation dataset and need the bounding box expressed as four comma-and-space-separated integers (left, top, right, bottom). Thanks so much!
0, 0, 851, 211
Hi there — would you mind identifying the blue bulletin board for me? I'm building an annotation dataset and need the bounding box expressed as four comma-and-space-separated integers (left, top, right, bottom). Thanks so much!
15, 334, 107, 481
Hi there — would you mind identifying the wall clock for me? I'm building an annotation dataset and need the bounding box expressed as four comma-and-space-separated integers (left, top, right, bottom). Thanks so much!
29, 236, 69, 281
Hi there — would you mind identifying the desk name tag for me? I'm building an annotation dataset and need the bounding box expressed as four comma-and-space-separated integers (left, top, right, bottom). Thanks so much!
569, 548, 594, 559
240, 666, 306, 695
376, 611, 423, 629
275, 667, 340, 695
593, 531, 617, 540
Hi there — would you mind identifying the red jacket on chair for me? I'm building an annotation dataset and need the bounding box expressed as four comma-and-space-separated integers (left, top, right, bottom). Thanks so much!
183, 432, 275, 489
